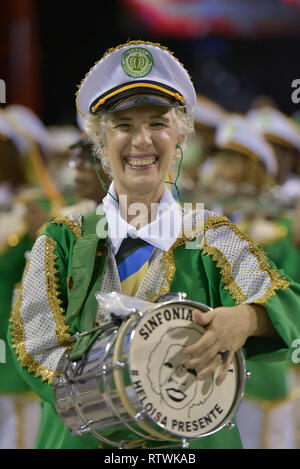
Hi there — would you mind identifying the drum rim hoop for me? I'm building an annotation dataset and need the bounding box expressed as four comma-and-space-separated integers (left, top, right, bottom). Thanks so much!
126, 298, 246, 439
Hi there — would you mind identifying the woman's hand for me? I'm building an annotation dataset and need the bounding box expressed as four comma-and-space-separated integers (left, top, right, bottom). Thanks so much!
184, 304, 274, 386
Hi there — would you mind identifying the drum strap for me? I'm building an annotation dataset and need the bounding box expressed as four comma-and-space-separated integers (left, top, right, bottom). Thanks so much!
65, 209, 109, 361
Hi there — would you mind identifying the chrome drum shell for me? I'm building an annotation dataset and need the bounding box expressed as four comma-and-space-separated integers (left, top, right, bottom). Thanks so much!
54, 295, 246, 448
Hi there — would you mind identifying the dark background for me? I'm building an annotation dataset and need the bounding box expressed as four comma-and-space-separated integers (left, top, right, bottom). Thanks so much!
1, 0, 300, 125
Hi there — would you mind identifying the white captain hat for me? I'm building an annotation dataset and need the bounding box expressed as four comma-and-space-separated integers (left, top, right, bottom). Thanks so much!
76, 40, 196, 117
45, 125, 81, 153
194, 94, 227, 129
0, 109, 28, 154
5, 104, 49, 151
247, 107, 300, 153
216, 114, 278, 176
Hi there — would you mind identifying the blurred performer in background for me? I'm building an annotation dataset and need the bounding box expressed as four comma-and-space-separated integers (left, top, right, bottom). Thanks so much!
248, 107, 300, 202
53, 134, 109, 220
247, 107, 300, 285
5, 105, 98, 220
43, 125, 80, 204
68, 133, 110, 206
205, 114, 294, 449
197, 113, 277, 223
194, 95, 228, 157
4, 104, 64, 221
0, 105, 101, 449
0, 111, 44, 449
179, 95, 227, 202
248, 106, 300, 449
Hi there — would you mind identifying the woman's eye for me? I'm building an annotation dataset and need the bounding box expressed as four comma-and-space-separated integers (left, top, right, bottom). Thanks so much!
163, 362, 173, 369
115, 123, 131, 129
150, 122, 166, 128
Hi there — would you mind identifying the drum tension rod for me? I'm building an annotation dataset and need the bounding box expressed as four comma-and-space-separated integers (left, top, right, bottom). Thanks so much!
69, 318, 123, 343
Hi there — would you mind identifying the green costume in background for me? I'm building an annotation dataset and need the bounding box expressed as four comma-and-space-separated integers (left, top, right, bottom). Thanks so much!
236, 214, 300, 448
0, 206, 41, 449
0, 233, 33, 393
264, 217, 300, 283
8, 208, 300, 449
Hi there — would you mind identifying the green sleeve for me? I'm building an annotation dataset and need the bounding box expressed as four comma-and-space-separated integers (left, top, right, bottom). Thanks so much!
243, 267, 300, 362
7, 328, 55, 404
200, 216, 300, 363
7, 220, 78, 405
264, 223, 300, 283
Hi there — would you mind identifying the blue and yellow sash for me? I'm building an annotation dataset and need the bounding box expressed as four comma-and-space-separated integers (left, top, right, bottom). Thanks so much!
116, 237, 154, 296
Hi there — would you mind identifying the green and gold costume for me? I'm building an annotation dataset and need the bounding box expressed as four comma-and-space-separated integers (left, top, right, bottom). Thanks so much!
236, 214, 300, 447
0, 203, 42, 449
8, 208, 300, 449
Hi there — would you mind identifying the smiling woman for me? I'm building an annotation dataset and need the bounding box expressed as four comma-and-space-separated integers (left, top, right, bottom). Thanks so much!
8, 40, 300, 450
85, 105, 194, 178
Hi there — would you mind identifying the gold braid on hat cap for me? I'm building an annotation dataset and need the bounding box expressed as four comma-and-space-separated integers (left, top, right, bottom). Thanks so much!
76, 40, 193, 117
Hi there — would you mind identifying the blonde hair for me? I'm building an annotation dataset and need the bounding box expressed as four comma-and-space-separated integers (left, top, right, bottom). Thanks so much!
85, 106, 194, 177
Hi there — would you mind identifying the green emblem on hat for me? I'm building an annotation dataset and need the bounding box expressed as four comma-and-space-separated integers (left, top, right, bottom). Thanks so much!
224, 123, 235, 139
121, 47, 153, 78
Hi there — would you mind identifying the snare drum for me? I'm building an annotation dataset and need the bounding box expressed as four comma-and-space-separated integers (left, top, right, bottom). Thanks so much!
54, 293, 246, 449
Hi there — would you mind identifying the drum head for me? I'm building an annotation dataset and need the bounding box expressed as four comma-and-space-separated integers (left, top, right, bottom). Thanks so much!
129, 300, 244, 439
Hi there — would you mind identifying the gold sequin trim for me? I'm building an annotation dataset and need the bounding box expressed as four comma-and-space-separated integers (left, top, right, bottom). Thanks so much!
45, 237, 71, 345
50, 216, 82, 238
10, 261, 56, 383
10, 238, 71, 383
76, 40, 192, 116
202, 215, 290, 305
154, 213, 289, 305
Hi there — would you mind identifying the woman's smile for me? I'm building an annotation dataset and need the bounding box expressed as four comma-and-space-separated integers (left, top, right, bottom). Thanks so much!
124, 154, 158, 169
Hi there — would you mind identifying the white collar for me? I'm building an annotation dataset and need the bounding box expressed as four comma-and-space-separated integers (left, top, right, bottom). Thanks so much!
102, 182, 182, 254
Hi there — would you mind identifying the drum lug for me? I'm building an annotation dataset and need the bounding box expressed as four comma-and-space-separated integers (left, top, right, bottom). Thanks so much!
181, 438, 189, 449
134, 410, 146, 421
115, 360, 126, 369
118, 440, 130, 449
74, 423, 91, 435
155, 292, 187, 303
134, 308, 144, 318
226, 420, 235, 430
246, 371, 251, 379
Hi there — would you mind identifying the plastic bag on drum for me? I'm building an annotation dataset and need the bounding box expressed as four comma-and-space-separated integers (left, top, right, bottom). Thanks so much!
95, 291, 152, 321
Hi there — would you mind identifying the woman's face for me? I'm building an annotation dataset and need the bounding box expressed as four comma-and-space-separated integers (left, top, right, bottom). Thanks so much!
271, 142, 299, 185
70, 144, 109, 203
212, 151, 247, 185
102, 105, 178, 199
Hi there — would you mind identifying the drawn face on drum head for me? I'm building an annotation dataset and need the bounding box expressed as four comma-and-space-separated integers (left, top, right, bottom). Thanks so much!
159, 344, 197, 410
147, 326, 214, 415
129, 306, 241, 437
